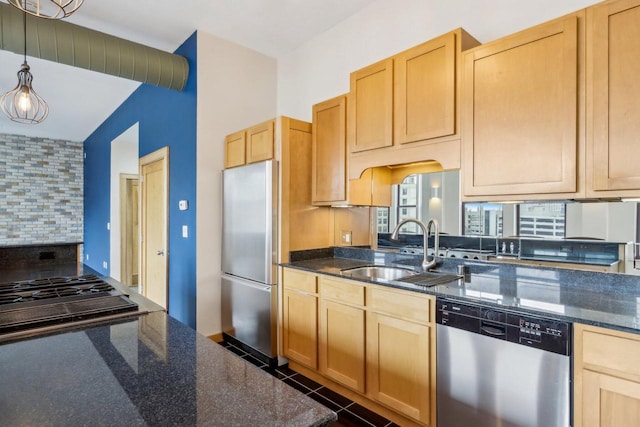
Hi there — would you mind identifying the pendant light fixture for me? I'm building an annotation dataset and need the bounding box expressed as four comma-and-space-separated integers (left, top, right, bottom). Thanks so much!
8, 0, 84, 20
0, 2, 49, 124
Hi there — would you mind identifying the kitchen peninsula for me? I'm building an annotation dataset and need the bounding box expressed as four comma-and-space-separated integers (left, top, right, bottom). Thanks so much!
0, 263, 336, 427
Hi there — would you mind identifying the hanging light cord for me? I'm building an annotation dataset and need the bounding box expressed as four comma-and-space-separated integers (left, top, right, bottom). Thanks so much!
22, 0, 27, 64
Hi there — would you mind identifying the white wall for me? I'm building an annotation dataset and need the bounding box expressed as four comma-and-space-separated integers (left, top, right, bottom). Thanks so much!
566, 202, 637, 242
277, 0, 601, 120
196, 31, 277, 336
109, 124, 139, 281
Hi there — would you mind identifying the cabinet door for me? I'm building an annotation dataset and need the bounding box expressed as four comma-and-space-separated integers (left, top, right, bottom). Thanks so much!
282, 288, 318, 369
366, 312, 432, 425
589, 0, 640, 194
462, 16, 580, 197
224, 130, 246, 169
318, 299, 365, 392
247, 120, 274, 164
582, 370, 640, 427
348, 58, 394, 153
312, 95, 347, 204
395, 31, 456, 145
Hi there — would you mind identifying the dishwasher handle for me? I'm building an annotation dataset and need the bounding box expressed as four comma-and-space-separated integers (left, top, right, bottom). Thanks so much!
480, 322, 506, 338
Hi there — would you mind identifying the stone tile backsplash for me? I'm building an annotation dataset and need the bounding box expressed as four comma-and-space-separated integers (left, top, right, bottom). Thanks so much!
0, 133, 83, 245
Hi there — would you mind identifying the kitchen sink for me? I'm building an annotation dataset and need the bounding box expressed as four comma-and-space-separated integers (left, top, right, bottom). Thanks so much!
340, 265, 418, 281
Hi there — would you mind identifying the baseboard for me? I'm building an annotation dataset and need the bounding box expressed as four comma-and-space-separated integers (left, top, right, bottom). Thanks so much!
208, 333, 224, 342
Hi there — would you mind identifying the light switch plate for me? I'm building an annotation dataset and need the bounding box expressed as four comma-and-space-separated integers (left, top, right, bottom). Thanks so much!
182, 225, 188, 238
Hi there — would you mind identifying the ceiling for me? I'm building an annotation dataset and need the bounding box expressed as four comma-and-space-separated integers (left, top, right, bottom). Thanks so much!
0, 0, 377, 141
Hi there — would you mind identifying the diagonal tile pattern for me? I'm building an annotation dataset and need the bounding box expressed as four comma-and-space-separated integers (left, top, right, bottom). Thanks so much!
218, 341, 400, 427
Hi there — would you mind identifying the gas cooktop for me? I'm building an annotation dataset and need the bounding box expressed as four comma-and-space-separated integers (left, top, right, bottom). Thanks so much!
0, 274, 141, 341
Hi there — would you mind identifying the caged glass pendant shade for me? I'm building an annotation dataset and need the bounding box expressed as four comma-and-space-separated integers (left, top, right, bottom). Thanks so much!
1, 2, 49, 124
0, 62, 49, 124
8, 0, 84, 19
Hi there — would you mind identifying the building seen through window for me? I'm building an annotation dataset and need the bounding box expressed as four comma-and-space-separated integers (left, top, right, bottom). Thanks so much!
463, 203, 503, 236
518, 202, 565, 238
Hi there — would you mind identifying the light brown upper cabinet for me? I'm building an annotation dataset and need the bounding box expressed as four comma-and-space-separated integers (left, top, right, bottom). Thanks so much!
587, 0, 640, 198
224, 119, 275, 169
462, 14, 583, 199
348, 28, 479, 181
312, 95, 348, 204
349, 58, 394, 154
224, 130, 246, 169
246, 119, 274, 164
395, 31, 456, 145
312, 95, 392, 206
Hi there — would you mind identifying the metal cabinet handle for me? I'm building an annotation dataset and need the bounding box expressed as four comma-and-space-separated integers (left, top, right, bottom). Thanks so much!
156, 250, 165, 256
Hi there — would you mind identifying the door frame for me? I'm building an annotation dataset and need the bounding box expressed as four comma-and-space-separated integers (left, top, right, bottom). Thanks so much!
140, 146, 169, 308
119, 173, 139, 286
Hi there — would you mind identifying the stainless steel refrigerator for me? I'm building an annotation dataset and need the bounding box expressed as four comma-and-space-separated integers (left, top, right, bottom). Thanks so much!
221, 160, 278, 361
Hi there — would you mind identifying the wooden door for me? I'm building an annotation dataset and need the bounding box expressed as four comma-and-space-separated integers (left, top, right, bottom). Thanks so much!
588, 0, 640, 195
348, 58, 394, 153
119, 173, 139, 286
582, 370, 640, 427
246, 120, 274, 164
312, 95, 347, 204
224, 130, 246, 168
462, 15, 580, 197
366, 311, 432, 424
395, 32, 456, 145
282, 288, 318, 369
140, 147, 169, 309
318, 299, 365, 392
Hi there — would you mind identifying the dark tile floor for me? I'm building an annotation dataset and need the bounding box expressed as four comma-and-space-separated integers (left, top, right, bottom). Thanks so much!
218, 341, 399, 427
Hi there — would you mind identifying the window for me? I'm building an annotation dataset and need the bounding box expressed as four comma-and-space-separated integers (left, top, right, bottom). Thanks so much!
396, 175, 419, 233
377, 174, 420, 234
377, 208, 389, 233
463, 203, 503, 236
518, 202, 565, 238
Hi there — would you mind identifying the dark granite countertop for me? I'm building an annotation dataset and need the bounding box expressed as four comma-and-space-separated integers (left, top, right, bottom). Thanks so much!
0, 263, 336, 426
284, 247, 640, 334
0, 311, 336, 426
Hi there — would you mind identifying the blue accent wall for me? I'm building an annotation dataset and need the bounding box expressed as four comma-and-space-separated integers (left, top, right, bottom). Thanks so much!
84, 32, 197, 328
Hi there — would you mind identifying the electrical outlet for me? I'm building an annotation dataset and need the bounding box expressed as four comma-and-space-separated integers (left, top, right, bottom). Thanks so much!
86, 254, 89, 260
182, 225, 188, 238
341, 230, 352, 245
103, 261, 108, 269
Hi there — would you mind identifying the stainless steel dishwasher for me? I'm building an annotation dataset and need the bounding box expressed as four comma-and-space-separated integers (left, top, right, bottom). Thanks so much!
436, 298, 571, 427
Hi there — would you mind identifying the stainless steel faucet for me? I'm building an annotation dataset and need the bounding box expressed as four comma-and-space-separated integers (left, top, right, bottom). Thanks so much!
391, 218, 440, 271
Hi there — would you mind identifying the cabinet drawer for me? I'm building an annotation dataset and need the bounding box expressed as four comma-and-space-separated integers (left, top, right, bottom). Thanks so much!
367, 286, 431, 324
580, 325, 640, 378
283, 269, 317, 294
319, 276, 365, 306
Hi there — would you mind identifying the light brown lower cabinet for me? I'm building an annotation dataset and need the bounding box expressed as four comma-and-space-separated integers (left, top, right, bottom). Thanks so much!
281, 268, 435, 426
318, 298, 365, 392
282, 269, 318, 369
574, 323, 640, 427
366, 311, 432, 424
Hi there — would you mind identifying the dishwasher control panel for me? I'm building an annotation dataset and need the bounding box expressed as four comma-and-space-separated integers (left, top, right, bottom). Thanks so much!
436, 298, 571, 356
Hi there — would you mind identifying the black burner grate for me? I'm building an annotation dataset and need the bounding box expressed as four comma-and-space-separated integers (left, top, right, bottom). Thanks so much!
0, 295, 139, 332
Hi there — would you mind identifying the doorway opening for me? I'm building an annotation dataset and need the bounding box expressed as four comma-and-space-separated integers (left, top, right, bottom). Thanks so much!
110, 123, 139, 284
120, 173, 139, 286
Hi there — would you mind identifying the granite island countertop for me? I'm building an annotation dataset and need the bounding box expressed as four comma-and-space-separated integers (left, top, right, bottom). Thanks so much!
283, 247, 640, 334
0, 310, 336, 427
0, 263, 335, 426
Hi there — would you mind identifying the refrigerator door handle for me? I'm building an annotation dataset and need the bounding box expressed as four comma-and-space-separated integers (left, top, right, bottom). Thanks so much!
228, 277, 273, 293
